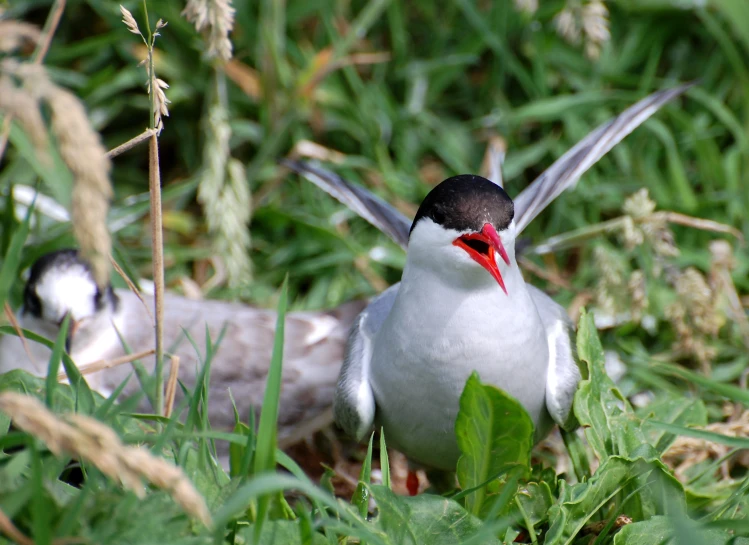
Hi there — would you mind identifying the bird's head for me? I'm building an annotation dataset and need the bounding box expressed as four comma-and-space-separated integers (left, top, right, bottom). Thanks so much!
407, 175, 515, 293
22, 249, 118, 352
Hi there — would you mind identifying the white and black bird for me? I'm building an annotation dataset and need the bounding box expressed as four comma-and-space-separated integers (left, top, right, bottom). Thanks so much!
0, 249, 365, 444
284, 83, 692, 469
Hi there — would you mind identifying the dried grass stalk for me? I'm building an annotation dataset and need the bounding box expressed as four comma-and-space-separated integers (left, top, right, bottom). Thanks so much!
4, 302, 36, 368
107, 127, 158, 159
182, 0, 235, 61
0, 392, 212, 527
0, 505, 34, 545
148, 133, 166, 417
164, 355, 180, 419
56, 348, 156, 381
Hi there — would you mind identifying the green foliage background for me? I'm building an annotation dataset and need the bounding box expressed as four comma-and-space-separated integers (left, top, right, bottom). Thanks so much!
3, 0, 748, 309
1, 0, 749, 543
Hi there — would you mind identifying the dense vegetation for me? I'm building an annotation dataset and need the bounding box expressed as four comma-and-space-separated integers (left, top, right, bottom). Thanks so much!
0, 0, 748, 543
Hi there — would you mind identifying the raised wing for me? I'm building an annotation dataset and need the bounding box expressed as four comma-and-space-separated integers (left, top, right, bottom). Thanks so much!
284, 83, 693, 246
513, 82, 694, 233
282, 159, 411, 250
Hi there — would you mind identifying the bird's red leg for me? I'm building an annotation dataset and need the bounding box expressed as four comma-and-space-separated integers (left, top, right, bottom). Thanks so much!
406, 470, 419, 496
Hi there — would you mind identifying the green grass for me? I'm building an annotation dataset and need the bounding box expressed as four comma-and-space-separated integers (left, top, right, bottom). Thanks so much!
1, 0, 749, 543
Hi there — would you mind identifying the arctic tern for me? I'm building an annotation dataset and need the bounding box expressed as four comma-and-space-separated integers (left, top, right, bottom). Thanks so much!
0, 249, 365, 445
284, 83, 693, 469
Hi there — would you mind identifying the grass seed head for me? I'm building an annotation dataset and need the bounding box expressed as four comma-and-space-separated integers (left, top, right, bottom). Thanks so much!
45, 86, 112, 288
1, 60, 113, 288
554, 0, 610, 59
197, 100, 252, 287
119, 5, 142, 37
0, 21, 41, 54
513, 0, 538, 14
0, 392, 212, 527
182, 0, 235, 61
147, 76, 171, 132
0, 74, 50, 163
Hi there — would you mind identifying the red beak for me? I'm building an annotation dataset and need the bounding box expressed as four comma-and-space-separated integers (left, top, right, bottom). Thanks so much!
452, 223, 511, 294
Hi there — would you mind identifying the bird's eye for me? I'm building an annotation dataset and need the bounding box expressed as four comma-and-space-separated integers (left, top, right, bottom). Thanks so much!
24, 290, 43, 317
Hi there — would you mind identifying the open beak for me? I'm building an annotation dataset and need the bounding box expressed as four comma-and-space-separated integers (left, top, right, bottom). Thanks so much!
453, 223, 511, 294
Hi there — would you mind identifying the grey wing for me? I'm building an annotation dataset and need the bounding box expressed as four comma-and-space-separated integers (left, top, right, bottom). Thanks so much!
282, 159, 412, 250
334, 283, 399, 440
528, 285, 581, 430
100, 291, 366, 438
513, 82, 694, 234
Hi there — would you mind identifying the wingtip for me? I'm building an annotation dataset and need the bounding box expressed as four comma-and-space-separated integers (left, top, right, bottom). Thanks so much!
279, 157, 304, 171
657, 80, 698, 102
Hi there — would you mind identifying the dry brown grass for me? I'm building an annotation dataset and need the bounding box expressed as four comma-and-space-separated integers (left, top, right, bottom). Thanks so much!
664, 408, 749, 481
0, 392, 212, 527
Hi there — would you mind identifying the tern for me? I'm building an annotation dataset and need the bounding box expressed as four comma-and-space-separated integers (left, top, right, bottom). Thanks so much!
284, 83, 692, 469
0, 249, 365, 445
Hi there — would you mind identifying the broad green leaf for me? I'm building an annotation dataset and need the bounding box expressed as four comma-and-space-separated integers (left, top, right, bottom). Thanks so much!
371, 486, 500, 545
181, 447, 229, 510
546, 456, 684, 545
636, 395, 707, 453
0, 369, 83, 415
456, 372, 533, 516
615, 514, 749, 545
574, 310, 645, 459
613, 516, 674, 545
238, 520, 328, 545
510, 481, 554, 530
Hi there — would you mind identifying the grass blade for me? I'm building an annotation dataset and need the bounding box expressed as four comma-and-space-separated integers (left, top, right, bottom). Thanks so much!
380, 428, 391, 490
0, 191, 34, 311
44, 314, 69, 408
252, 275, 289, 541
353, 432, 374, 518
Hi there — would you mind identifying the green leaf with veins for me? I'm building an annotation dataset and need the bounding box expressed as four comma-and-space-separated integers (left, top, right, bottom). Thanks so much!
455, 372, 534, 517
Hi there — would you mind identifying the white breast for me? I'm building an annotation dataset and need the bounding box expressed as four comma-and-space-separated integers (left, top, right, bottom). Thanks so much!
369, 264, 551, 469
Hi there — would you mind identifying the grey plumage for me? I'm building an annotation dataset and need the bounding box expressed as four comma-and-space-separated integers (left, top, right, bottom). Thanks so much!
282, 159, 412, 249
512, 82, 695, 233
0, 251, 365, 446
286, 83, 691, 469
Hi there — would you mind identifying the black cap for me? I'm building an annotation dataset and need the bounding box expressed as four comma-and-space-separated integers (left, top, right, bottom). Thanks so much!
23, 249, 116, 318
410, 175, 514, 236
